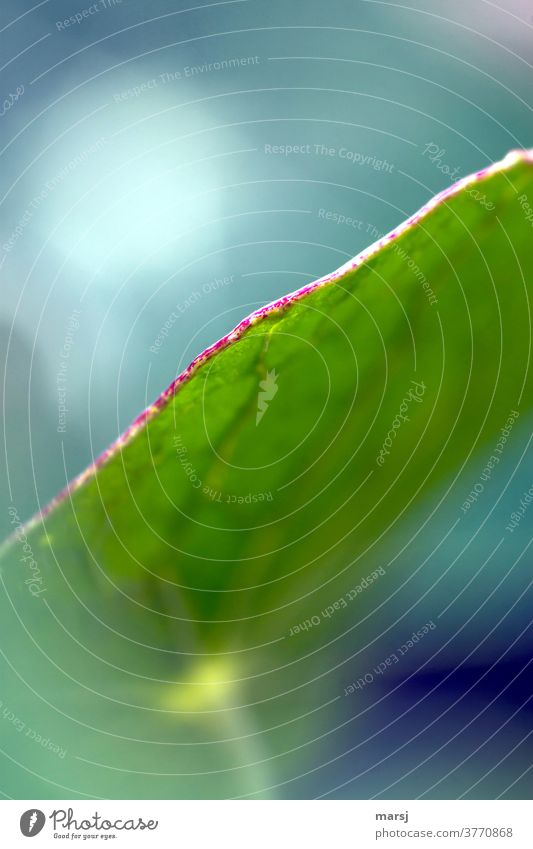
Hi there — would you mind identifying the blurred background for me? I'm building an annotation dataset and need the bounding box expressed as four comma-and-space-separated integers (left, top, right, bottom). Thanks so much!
1, 0, 532, 800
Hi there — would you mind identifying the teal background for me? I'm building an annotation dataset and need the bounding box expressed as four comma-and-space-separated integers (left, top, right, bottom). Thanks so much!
2, 0, 533, 532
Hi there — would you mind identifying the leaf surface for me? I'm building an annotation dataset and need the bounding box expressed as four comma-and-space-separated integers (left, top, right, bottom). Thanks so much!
1, 151, 532, 799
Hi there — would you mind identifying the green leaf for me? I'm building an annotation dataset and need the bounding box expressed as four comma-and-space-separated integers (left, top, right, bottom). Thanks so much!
1, 151, 532, 799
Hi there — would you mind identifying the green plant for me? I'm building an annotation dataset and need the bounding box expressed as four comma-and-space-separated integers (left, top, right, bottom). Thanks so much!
1, 151, 532, 799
